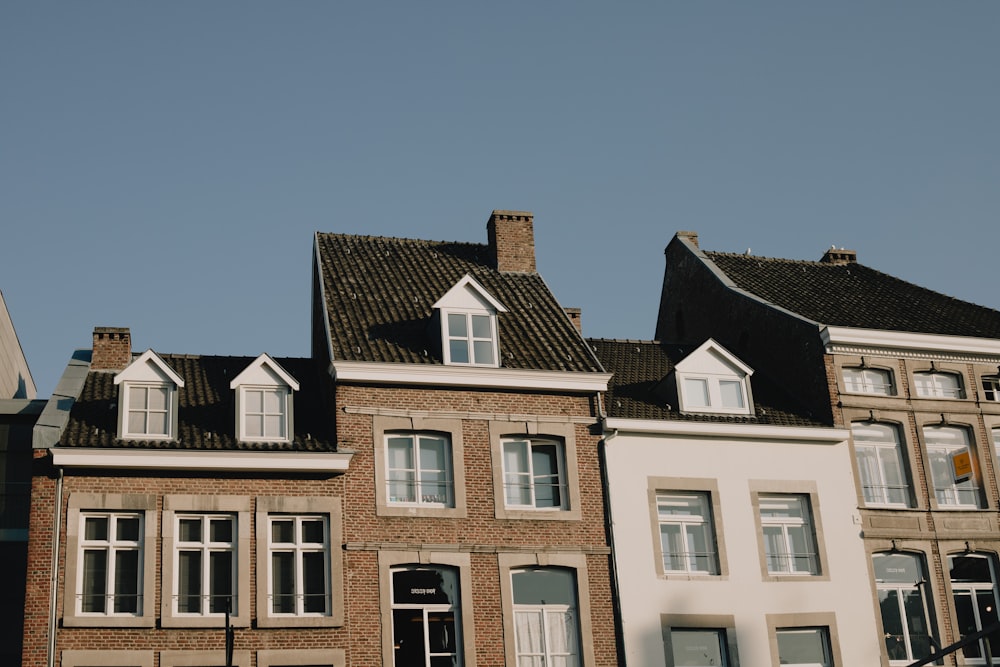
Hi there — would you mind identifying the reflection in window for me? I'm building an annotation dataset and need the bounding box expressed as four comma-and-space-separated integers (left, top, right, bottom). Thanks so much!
776, 627, 832, 667
386, 433, 453, 506
392, 566, 461, 667
512, 568, 580, 667
669, 628, 728, 666
873, 552, 935, 664
268, 515, 329, 615
759, 495, 819, 575
914, 372, 965, 399
949, 553, 1000, 664
983, 376, 1000, 402
657, 493, 719, 575
79, 512, 143, 615
923, 425, 980, 508
503, 439, 567, 510
844, 367, 894, 395
175, 514, 235, 615
852, 422, 912, 507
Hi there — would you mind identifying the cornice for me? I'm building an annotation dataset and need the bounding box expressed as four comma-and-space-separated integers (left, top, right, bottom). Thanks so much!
332, 360, 611, 392
821, 326, 1000, 363
50, 447, 353, 473
602, 417, 848, 443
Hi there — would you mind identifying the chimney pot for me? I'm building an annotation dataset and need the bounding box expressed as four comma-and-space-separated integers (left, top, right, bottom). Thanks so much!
820, 247, 858, 265
487, 210, 536, 273
91, 326, 132, 371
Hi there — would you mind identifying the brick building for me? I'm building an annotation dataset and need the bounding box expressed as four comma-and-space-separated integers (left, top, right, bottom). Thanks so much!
655, 231, 1000, 666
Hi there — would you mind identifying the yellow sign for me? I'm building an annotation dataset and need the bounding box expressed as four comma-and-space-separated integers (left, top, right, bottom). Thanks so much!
952, 450, 973, 481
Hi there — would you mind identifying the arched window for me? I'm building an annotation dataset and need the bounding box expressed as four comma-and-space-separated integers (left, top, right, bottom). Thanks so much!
872, 552, 935, 665
512, 567, 580, 667
844, 367, 894, 395
923, 425, 980, 508
391, 566, 462, 667
913, 371, 965, 399
852, 422, 912, 507
948, 553, 1000, 664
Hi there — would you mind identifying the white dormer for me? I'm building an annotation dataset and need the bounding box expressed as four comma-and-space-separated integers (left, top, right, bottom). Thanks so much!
230, 354, 299, 443
432, 274, 508, 367
674, 339, 754, 416
114, 349, 185, 440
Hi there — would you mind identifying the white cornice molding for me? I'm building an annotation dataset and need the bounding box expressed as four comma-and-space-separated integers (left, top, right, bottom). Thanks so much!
602, 417, 848, 443
50, 447, 353, 472
332, 361, 611, 392
821, 326, 1000, 363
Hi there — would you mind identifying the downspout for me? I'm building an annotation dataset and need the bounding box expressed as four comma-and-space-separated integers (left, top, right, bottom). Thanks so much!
596, 390, 627, 666
47, 465, 63, 667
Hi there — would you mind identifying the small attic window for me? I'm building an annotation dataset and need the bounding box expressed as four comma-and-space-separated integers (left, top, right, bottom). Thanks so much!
114, 349, 185, 441
230, 354, 299, 443
674, 339, 754, 416
433, 274, 508, 368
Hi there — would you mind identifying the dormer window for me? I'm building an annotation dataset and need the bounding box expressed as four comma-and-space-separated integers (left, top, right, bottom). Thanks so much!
914, 371, 965, 399
114, 350, 184, 441
433, 274, 508, 368
843, 367, 894, 396
230, 354, 299, 443
674, 339, 754, 416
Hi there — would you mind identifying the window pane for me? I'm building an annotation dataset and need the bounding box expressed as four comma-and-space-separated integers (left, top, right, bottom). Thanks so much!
114, 550, 139, 613
393, 608, 428, 665
263, 389, 282, 412
532, 444, 561, 508
245, 389, 263, 412
684, 378, 709, 407
245, 415, 263, 438
671, 629, 726, 667
209, 550, 233, 613
449, 340, 469, 364
719, 380, 744, 408
84, 516, 108, 541
148, 386, 168, 410
447, 313, 467, 337
271, 519, 294, 544
504, 441, 532, 506
660, 524, 685, 571
128, 411, 147, 434
210, 518, 232, 543
82, 550, 107, 613
388, 437, 415, 468
301, 519, 325, 544
776, 628, 828, 665
178, 517, 202, 542
473, 340, 494, 365
178, 550, 202, 613
117, 516, 140, 541
130, 386, 148, 408
271, 552, 295, 613
393, 567, 459, 606
302, 551, 327, 613
419, 437, 447, 471
512, 568, 576, 606
264, 415, 284, 438
471, 314, 491, 338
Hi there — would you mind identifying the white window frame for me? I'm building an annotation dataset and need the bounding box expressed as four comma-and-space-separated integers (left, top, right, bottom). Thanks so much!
385, 432, 454, 508
511, 567, 581, 667
873, 552, 935, 665
172, 513, 236, 617
983, 376, 1000, 402
443, 310, 499, 367
843, 367, 895, 395
923, 425, 981, 508
656, 492, 719, 575
678, 374, 750, 415
77, 511, 144, 617
913, 371, 965, 399
775, 627, 832, 667
502, 438, 568, 511
266, 514, 330, 617
238, 386, 290, 442
390, 565, 463, 667
948, 553, 1000, 665
851, 422, 912, 508
758, 494, 819, 575
122, 383, 172, 439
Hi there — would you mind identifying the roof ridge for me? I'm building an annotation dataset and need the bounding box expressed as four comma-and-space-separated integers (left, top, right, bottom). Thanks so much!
318, 231, 486, 248
705, 250, 834, 266
586, 337, 660, 345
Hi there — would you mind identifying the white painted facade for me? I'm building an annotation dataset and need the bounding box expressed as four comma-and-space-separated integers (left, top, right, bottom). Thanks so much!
603, 419, 883, 666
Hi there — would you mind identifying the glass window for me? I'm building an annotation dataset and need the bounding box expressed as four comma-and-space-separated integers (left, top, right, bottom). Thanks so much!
914, 372, 965, 399
873, 552, 935, 664
949, 553, 1000, 664
679, 375, 749, 414
512, 568, 580, 667
446, 312, 496, 366
759, 495, 818, 575
391, 566, 462, 667
242, 387, 288, 441
982, 377, 1000, 402
174, 514, 235, 616
843, 367, 894, 395
502, 439, 567, 510
386, 433, 453, 507
125, 384, 170, 438
268, 515, 329, 616
669, 629, 728, 667
657, 492, 719, 575
776, 627, 832, 667
923, 425, 980, 508
852, 422, 912, 507
79, 512, 143, 615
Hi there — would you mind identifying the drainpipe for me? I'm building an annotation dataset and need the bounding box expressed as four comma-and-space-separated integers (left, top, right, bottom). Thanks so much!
47, 466, 63, 667
596, 390, 627, 666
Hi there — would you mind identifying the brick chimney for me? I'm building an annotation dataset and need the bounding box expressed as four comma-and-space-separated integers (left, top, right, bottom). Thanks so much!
820, 246, 857, 265
675, 231, 699, 248
564, 307, 582, 334
487, 210, 536, 273
91, 327, 132, 370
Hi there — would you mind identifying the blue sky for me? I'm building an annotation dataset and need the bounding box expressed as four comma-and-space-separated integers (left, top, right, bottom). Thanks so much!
3, 2, 999, 397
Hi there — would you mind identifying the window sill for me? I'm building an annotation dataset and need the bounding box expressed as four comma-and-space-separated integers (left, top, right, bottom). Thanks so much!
377, 503, 467, 519
62, 614, 156, 628
496, 506, 582, 521
256, 614, 342, 628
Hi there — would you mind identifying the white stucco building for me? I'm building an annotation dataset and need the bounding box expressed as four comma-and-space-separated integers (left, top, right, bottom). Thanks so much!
592, 338, 882, 667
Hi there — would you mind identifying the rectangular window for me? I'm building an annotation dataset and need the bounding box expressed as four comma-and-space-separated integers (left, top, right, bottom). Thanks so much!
759, 495, 818, 575
174, 514, 235, 615
843, 367, 894, 395
386, 433, 453, 506
776, 627, 832, 667
268, 515, 330, 615
851, 422, 912, 507
502, 439, 567, 510
243, 387, 287, 440
391, 566, 462, 666
924, 425, 980, 508
657, 493, 719, 575
79, 512, 143, 615
982, 377, 1000, 402
126, 385, 170, 437
949, 554, 1000, 663
670, 628, 729, 667
446, 312, 496, 366
873, 552, 934, 664
914, 371, 965, 399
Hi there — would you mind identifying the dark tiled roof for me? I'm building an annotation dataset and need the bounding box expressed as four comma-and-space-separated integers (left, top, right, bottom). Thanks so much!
589, 338, 823, 427
315, 233, 602, 372
705, 251, 1000, 338
61, 355, 335, 451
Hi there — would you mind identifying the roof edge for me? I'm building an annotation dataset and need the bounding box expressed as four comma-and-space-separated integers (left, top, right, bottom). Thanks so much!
332, 360, 611, 392
603, 417, 848, 442
822, 326, 1000, 360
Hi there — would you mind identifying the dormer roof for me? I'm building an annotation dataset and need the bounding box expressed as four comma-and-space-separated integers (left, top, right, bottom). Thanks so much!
432, 274, 508, 313
114, 349, 185, 387
229, 353, 300, 391
674, 338, 754, 377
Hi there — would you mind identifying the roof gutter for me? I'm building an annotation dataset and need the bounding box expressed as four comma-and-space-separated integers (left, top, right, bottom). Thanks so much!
821, 326, 1000, 361
602, 417, 849, 443
50, 448, 353, 473
332, 361, 611, 393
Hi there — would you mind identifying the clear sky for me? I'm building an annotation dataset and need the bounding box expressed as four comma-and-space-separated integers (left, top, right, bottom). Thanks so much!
3, 2, 999, 398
